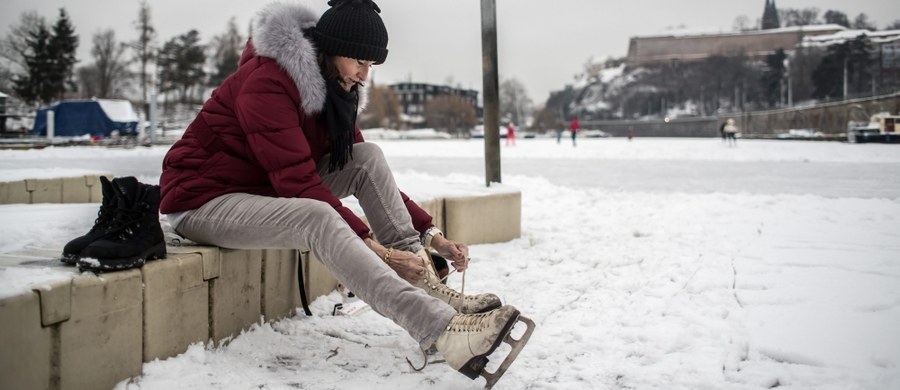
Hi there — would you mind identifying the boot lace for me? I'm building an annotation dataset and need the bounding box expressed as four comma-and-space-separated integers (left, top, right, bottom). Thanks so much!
89, 205, 116, 233
106, 202, 147, 240
445, 311, 493, 332
424, 274, 488, 302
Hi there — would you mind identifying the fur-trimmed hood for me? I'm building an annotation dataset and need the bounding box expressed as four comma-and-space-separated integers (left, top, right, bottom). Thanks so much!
251, 2, 367, 114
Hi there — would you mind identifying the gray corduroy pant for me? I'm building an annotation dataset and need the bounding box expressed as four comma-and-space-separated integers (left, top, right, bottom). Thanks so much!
174, 143, 455, 347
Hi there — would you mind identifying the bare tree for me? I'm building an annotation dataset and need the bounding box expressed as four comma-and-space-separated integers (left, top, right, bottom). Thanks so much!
824, 10, 850, 28
852, 13, 877, 30
499, 78, 532, 126
132, 0, 156, 115
779, 8, 820, 27
531, 104, 562, 132
423, 95, 476, 137
208, 17, 244, 87
76, 66, 99, 98
89, 29, 130, 98
360, 85, 401, 129
1, 12, 44, 93
732, 15, 754, 32
1, 11, 46, 70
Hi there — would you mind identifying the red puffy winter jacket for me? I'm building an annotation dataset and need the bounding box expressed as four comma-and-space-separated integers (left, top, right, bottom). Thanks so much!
159, 3, 432, 239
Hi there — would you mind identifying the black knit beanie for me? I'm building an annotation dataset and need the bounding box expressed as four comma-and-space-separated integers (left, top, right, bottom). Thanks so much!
312, 0, 388, 64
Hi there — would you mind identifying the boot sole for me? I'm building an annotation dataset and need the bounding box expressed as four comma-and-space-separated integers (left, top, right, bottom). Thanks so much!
60, 254, 78, 265
457, 308, 521, 380
77, 242, 167, 272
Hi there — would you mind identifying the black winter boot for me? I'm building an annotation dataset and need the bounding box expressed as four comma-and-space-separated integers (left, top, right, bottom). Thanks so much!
77, 177, 166, 271
61, 176, 117, 264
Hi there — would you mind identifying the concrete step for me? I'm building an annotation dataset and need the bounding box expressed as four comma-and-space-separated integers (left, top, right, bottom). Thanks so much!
0, 174, 521, 389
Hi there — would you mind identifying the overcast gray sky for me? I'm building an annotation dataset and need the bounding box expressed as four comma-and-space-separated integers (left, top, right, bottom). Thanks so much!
2, 0, 898, 104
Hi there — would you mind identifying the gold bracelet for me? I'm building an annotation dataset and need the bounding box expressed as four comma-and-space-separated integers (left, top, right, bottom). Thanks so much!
382, 248, 393, 264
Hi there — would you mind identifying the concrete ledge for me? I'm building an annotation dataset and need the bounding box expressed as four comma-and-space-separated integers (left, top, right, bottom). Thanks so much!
415, 198, 445, 232
60, 270, 143, 390
142, 252, 208, 362
26, 178, 63, 204
0, 178, 521, 388
34, 278, 73, 326
304, 251, 340, 302
0, 179, 29, 204
262, 249, 301, 322
168, 245, 221, 281
0, 292, 53, 390
0, 174, 109, 205
444, 191, 521, 245
210, 249, 262, 343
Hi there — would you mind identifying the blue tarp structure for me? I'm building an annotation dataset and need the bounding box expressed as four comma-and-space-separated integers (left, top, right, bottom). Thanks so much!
31, 99, 140, 137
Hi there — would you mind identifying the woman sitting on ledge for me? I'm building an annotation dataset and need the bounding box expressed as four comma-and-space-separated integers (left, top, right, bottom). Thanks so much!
158, 0, 533, 386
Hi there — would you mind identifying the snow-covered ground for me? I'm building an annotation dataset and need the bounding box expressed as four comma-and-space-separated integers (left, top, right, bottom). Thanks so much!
1, 138, 899, 389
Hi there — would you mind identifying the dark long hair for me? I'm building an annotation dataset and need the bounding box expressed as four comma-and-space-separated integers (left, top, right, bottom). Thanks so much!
318, 53, 359, 172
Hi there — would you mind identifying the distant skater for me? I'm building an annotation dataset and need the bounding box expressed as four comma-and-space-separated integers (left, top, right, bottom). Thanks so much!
506, 122, 516, 146
568, 118, 580, 147
724, 118, 738, 147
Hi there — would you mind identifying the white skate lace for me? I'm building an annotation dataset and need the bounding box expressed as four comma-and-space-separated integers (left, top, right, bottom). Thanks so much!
445, 311, 492, 332
425, 275, 485, 301
427, 254, 486, 302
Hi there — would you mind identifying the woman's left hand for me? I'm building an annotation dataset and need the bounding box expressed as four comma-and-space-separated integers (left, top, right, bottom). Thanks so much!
431, 234, 470, 272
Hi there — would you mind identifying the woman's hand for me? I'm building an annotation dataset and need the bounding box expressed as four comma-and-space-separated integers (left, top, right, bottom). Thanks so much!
365, 238, 425, 283
384, 249, 426, 283
430, 234, 470, 272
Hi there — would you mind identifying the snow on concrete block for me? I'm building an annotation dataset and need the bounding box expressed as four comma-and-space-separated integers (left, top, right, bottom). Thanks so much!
262, 249, 300, 322
444, 191, 521, 245
59, 270, 143, 390
0, 180, 29, 204
0, 292, 53, 390
142, 253, 208, 362
210, 249, 262, 344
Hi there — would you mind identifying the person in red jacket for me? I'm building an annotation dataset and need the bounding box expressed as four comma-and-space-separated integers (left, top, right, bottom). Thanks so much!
159, 0, 531, 384
568, 117, 581, 146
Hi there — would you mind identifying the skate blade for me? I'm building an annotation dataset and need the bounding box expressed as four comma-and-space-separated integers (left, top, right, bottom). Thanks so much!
481, 315, 536, 390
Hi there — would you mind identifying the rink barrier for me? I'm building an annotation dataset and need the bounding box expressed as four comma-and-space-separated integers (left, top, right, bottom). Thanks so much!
0, 175, 521, 389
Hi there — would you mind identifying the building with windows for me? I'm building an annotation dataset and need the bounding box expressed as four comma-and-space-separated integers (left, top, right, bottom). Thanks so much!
625, 0, 843, 68
626, 25, 845, 68
390, 82, 479, 128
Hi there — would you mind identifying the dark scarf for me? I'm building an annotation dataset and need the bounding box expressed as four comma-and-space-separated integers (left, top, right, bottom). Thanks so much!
323, 77, 359, 172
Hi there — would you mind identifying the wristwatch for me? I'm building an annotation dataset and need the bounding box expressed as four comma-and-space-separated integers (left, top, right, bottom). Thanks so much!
421, 227, 443, 248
